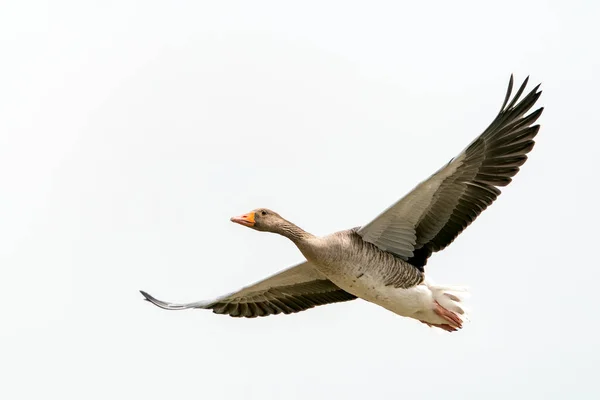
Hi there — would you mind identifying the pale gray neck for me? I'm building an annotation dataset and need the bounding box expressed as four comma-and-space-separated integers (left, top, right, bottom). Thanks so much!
274, 220, 314, 244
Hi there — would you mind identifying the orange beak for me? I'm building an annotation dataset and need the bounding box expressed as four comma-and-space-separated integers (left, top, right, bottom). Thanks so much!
230, 212, 255, 227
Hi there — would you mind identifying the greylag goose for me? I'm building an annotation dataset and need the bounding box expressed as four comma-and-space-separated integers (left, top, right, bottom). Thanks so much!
141, 75, 542, 332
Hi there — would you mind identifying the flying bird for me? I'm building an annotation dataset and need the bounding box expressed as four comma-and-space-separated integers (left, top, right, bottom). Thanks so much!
141, 75, 542, 332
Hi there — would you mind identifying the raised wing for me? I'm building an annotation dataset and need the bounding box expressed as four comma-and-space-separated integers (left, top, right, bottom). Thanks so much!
358, 75, 543, 270
140, 261, 356, 318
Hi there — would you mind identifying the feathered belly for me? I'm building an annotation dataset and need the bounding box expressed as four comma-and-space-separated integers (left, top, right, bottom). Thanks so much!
312, 260, 432, 318
299, 231, 429, 318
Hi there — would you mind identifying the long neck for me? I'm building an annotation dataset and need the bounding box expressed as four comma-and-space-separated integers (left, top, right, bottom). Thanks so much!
273, 219, 314, 244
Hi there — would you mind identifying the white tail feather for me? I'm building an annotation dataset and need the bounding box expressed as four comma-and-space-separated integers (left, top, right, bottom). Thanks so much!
429, 283, 471, 323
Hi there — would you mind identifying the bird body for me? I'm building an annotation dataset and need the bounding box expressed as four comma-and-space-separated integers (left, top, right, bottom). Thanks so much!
141, 75, 542, 333
315, 238, 445, 323
277, 227, 465, 331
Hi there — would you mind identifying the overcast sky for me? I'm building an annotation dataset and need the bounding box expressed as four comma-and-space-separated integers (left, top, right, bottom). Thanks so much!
1, 1, 599, 399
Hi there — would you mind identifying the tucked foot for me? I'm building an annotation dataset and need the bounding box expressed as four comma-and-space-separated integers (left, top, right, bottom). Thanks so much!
419, 320, 459, 332
433, 300, 463, 328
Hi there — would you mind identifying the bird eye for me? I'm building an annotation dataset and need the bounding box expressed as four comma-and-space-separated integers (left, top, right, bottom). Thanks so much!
261, 210, 267, 216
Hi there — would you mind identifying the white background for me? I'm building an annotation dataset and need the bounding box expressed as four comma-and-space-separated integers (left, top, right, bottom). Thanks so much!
1, 1, 598, 399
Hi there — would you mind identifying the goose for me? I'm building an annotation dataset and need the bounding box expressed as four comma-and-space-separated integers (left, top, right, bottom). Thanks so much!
141, 75, 542, 332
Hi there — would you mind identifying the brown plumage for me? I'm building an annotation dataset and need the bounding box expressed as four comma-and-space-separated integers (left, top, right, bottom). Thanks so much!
141, 75, 542, 330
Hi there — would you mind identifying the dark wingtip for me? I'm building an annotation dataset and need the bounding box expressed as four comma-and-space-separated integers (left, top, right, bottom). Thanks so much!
140, 290, 151, 301
501, 74, 515, 111
139, 290, 192, 310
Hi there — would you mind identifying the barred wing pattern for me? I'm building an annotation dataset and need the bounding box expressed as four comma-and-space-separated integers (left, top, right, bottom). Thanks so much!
140, 261, 356, 318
